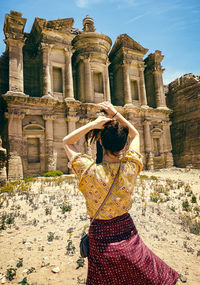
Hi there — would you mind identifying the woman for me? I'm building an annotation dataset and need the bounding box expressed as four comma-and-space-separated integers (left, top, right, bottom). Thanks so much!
63, 101, 185, 285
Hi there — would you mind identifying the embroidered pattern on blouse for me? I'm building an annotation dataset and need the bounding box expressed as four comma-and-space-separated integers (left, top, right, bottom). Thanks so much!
71, 150, 143, 219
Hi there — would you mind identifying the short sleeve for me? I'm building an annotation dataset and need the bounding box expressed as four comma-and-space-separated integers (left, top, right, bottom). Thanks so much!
122, 149, 143, 175
71, 153, 94, 180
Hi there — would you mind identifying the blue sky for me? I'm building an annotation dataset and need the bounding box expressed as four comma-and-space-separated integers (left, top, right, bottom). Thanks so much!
0, 0, 200, 84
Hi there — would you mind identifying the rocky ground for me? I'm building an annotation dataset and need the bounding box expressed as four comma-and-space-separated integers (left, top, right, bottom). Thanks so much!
0, 168, 200, 285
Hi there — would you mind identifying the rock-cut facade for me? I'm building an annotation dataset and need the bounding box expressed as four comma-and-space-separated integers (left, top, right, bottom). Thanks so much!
0, 10, 174, 180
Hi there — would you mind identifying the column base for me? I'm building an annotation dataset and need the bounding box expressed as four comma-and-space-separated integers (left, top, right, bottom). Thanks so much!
64, 97, 75, 102
165, 152, 174, 168
147, 152, 154, 170
8, 154, 23, 180
0, 167, 7, 186
124, 103, 134, 108
3, 91, 29, 97
157, 106, 170, 111
42, 94, 57, 100
141, 105, 150, 109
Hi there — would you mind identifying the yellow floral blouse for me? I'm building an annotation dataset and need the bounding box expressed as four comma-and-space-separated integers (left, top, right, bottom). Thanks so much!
71, 149, 143, 220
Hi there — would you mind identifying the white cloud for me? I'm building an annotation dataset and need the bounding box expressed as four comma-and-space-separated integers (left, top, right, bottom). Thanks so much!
110, 0, 148, 8
127, 12, 149, 23
75, 0, 102, 8
75, 0, 89, 8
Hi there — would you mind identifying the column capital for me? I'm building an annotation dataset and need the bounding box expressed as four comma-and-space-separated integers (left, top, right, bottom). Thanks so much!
143, 120, 151, 126
39, 42, 51, 52
121, 60, 131, 66
138, 63, 146, 71
161, 120, 171, 126
43, 114, 56, 121
106, 59, 111, 66
66, 116, 79, 123
81, 55, 90, 63
5, 111, 25, 120
79, 117, 89, 124
64, 47, 75, 57
152, 64, 165, 73
4, 37, 25, 47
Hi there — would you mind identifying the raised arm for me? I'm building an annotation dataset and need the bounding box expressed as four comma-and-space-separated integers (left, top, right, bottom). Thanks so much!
98, 102, 140, 153
63, 116, 111, 161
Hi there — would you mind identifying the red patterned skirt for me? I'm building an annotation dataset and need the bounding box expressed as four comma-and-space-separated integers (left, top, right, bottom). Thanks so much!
87, 213, 179, 285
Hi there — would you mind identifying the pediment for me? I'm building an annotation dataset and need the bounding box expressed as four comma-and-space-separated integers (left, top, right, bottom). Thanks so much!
24, 124, 44, 131
110, 34, 148, 58
30, 17, 75, 40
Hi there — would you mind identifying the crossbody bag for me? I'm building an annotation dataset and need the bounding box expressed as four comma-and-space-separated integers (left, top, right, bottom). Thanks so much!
80, 164, 121, 258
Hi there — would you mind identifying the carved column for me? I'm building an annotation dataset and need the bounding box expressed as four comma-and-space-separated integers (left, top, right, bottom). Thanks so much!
41, 44, 52, 96
104, 60, 111, 102
67, 116, 79, 134
5, 111, 25, 180
66, 116, 79, 173
123, 64, 132, 105
84, 57, 93, 102
143, 120, 154, 170
3, 11, 26, 95
143, 120, 151, 152
5, 38, 25, 93
43, 115, 56, 171
138, 64, 147, 106
64, 49, 74, 100
77, 60, 84, 102
153, 69, 166, 108
162, 121, 173, 167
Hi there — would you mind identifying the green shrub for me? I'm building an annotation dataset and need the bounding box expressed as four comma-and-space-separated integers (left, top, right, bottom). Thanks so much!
0, 183, 15, 194
16, 258, 23, 268
43, 170, 63, 177
139, 175, 149, 180
184, 184, 191, 192
60, 201, 72, 214
6, 268, 16, 281
23, 177, 36, 183
150, 175, 158, 181
47, 232, 55, 242
150, 192, 161, 203
182, 200, 190, 212
194, 206, 200, 213
170, 206, 176, 212
18, 277, 29, 284
191, 195, 197, 203
190, 221, 200, 235
166, 178, 173, 185
181, 214, 200, 235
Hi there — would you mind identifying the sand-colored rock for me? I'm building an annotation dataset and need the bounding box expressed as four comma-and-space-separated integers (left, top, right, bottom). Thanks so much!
166, 73, 200, 169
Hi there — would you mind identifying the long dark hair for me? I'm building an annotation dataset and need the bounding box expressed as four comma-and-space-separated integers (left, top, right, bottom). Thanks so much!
85, 120, 129, 163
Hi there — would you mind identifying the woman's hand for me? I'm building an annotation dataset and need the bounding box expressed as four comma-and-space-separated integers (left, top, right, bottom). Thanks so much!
91, 116, 111, 129
98, 102, 117, 118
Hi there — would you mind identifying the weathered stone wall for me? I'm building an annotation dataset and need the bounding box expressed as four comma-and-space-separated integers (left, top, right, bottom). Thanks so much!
166, 74, 200, 168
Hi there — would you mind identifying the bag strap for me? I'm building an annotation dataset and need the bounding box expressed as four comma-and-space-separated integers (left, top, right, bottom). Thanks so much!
90, 163, 121, 225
